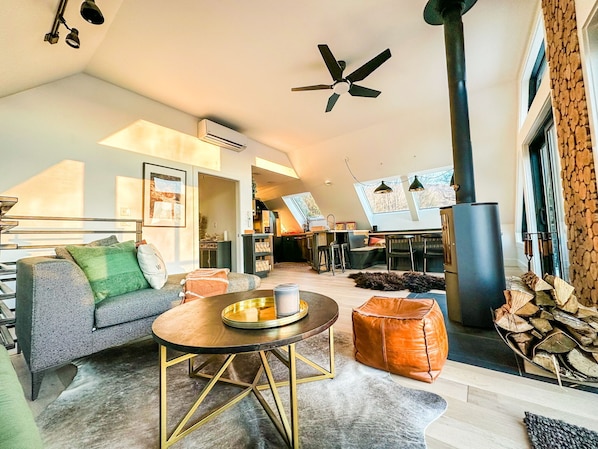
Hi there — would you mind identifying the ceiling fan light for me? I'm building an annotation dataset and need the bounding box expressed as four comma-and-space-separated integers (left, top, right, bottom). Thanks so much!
65, 28, 80, 48
408, 176, 424, 192
81, 0, 104, 25
333, 81, 350, 95
374, 181, 392, 194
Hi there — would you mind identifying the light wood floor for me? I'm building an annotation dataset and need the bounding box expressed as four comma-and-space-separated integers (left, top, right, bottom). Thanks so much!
12, 262, 598, 448
260, 263, 598, 449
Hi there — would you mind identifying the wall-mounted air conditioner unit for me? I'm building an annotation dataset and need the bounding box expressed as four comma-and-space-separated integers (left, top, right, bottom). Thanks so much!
197, 119, 248, 152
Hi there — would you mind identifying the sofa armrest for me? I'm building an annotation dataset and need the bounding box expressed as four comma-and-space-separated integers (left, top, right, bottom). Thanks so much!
16, 256, 96, 373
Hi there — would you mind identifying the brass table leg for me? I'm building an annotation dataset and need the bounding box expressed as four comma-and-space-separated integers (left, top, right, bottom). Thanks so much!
158, 326, 335, 448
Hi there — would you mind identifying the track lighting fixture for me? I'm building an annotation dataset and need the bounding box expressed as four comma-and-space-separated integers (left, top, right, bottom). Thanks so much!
44, 0, 104, 48
61, 18, 80, 48
80, 0, 104, 25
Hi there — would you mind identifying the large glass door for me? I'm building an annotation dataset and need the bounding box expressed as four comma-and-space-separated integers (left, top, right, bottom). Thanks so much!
528, 119, 569, 279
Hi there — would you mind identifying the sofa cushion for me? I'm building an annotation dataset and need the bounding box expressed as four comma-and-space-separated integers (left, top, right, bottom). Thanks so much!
94, 274, 183, 328
55, 235, 119, 263
0, 346, 43, 449
136, 243, 168, 289
227, 272, 261, 293
67, 240, 150, 303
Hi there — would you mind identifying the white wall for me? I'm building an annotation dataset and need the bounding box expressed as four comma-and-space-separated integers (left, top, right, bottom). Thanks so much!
0, 73, 293, 272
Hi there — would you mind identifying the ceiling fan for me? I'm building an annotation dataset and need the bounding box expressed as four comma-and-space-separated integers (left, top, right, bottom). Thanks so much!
292, 44, 392, 112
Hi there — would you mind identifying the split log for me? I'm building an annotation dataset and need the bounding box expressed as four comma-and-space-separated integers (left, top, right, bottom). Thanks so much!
534, 328, 577, 354
552, 308, 595, 333
530, 317, 553, 334
560, 294, 580, 314
539, 310, 554, 320
535, 290, 556, 307
510, 332, 535, 355
495, 308, 534, 333
503, 290, 538, 316
567, 348, 598, 377
521, 271, 553, 291
532, 351, 559, 374
576, 304, 598, 318
566, 326, 597, 347
550, 276, 578, 313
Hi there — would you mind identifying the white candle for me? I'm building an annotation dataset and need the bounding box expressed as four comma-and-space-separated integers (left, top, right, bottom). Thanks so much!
223, 230, 228, 241
273, 283, 300, 317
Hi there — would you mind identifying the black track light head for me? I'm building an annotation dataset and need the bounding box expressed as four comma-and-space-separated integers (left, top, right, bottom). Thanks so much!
65, 28, 80, 48
81, 0, 104, 25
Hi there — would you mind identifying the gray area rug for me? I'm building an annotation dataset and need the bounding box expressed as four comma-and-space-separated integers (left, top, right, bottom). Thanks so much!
36, 331, 447, 448
524, 412, 598, 449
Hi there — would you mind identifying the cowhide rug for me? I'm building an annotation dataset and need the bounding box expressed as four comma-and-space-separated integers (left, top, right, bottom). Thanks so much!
36, 332, 447, 448
349, 271, 445, 293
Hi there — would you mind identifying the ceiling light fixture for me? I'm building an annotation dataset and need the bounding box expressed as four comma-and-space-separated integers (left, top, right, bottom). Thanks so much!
62, 18, 80, 48
374, 181, 393, 194
408, 176, 425, 192
450, 174, 459, 191
80, 0, 104, 25
44, 0, 104, 48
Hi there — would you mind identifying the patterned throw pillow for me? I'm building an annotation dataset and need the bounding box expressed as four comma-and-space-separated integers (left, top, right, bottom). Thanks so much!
136, 243, 168, 289
66, 240, 149, 303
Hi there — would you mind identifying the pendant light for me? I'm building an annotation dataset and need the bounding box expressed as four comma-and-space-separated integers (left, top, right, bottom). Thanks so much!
408, 176, 425, 192
374, 181, 393, 194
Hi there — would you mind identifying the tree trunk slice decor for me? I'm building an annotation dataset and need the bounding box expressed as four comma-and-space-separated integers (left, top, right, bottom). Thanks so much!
541, 0, 598, 307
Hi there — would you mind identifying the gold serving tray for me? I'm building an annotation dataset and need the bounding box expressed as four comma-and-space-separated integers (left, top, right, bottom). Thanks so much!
221, 297, 308, 329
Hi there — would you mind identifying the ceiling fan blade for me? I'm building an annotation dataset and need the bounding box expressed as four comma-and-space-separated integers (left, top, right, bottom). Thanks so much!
291, 84, 333, 92
349, 84, 381, 98
318, 44, 344, 81
325, 93, 340, 112
346, 48, 392, 83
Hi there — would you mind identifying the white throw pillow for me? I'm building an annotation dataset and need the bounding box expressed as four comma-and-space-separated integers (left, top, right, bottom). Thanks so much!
137, 243, 168, 289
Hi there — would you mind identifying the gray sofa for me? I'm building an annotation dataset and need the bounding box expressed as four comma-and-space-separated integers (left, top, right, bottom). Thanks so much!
15, 256, 260, 400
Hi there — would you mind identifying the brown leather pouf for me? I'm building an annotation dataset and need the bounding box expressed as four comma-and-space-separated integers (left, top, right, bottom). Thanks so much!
352, 296, 448, 383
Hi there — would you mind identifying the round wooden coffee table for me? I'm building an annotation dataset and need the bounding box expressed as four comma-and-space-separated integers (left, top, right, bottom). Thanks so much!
152, 289, 339, 448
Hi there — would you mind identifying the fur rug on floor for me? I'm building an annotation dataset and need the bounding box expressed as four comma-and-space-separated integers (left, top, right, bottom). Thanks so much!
36, 332, 447, 449
349, 271, 445, 293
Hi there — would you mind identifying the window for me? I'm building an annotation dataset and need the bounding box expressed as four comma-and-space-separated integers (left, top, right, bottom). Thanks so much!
357, 168, 455, 217
528, 42, 547, 110
282, 192, 323, 227
411, 170, 456, 210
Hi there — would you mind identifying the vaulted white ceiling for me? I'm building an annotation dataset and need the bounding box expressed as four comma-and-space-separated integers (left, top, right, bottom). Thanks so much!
2, 0, 539, 221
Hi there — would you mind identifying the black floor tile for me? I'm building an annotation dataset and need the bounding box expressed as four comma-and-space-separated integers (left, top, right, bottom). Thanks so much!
407, 292, 598, 393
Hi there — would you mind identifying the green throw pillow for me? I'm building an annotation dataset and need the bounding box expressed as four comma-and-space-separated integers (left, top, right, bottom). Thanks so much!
67, 240, 150, 303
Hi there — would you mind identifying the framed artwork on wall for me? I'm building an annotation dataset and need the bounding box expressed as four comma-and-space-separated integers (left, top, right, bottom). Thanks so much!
143, 163, 186, 227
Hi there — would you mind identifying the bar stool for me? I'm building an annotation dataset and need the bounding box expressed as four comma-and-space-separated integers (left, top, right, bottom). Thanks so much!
316, 245, 330, 273
421, 233, 443, 274
385, 234, 415, 271
329, 242, 348, 275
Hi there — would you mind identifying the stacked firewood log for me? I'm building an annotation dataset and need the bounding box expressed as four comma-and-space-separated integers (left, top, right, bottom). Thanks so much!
494, 271, 598, 382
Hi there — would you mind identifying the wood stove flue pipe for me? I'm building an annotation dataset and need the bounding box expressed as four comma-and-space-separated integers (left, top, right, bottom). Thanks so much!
424, 0, 478, 204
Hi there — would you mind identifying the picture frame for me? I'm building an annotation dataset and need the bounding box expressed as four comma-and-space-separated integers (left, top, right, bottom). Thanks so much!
143, 163, 186, 227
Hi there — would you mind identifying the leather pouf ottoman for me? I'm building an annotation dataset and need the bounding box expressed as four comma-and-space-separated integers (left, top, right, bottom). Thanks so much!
352, 296, 448, 383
